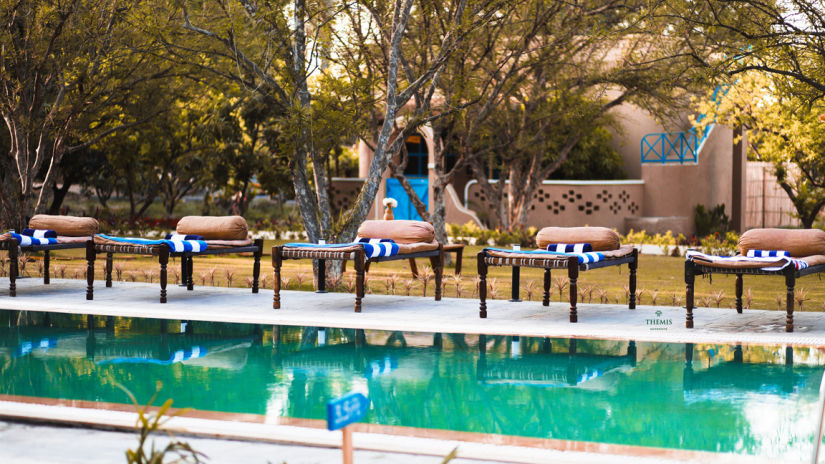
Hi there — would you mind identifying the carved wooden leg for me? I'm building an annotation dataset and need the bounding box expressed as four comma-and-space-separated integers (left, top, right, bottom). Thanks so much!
430, 245, 443, 301
542, 268, 551, 306
9, 241, 18, 297
159, 248, 169, 304
252, 238, 263, 293
477, 252, 488, 318
105, 253, 113, 288
685, 260, 695, 328
628, 249, 638, 309
454, 248, 464, 276
272, 246, 282, 309
317, 259, 327, 293
785, 269, 795, 332
354, 250, 365, 312
186, 255, 194, 290
43, 250, 50, 284
735, 274, 743, 313
568, 258, 578, 323
85, 240, 95, 300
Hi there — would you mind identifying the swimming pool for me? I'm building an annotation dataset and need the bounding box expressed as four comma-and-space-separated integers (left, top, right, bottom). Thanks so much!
1, 309, 823, 460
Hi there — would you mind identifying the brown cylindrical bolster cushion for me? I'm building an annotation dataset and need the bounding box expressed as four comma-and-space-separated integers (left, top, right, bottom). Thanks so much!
536, 226, 620, 251
357, 220, 435, 244
738, 228, 825, 257
29, 214, 98, 237
176, 215, 249, 240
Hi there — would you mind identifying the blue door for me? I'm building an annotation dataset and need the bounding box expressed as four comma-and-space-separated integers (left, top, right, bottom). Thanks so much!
386, 178, 428, 220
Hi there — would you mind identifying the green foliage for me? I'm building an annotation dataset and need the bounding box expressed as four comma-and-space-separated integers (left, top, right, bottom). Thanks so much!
548, 127, 626, 180
119, 382, 205, 464
621, 229, 688, 246
447, 222, 538, 246
698, 231, 740, 256
694, 204, 730, 237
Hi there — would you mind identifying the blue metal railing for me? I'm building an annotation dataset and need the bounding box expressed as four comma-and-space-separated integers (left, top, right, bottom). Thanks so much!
640, 85, 727, 165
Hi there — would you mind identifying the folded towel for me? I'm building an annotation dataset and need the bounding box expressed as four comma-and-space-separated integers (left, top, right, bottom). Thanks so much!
486, 247, 605, 264
286, 239, 400, 258
686, 250, 807, 271
546, 243, 593, 253
9, 232, 57, 246
746, 249, 790, 258
22, 228, 57, 239
98, 234, 208, 253
165, 233, 204, 241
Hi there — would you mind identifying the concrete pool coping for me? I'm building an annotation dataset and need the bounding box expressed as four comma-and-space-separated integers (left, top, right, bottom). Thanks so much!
0, 398, 789, 464
3, 279, 825, 347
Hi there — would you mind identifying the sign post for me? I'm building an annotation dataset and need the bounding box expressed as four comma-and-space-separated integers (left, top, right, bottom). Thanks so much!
327, 392, 369, 464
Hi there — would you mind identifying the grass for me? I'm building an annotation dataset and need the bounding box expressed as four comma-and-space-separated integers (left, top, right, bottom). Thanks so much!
4, 241, 825, 313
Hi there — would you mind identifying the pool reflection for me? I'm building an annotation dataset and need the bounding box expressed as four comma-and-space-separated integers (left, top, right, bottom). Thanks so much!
0, 310, 823, 459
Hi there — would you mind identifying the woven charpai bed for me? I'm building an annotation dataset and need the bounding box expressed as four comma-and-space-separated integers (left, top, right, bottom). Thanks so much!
272, 220, 443, 312
685, 228, 825, 332
476, 227, 639, 322
86, 216, 263, 303
1, 215, 99, 297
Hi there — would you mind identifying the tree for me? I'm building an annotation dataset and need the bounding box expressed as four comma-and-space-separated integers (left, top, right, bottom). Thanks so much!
696, 71, 825, 227
446, 0, 706, 230
174, 0, 504, 279
0, 0, 172, 229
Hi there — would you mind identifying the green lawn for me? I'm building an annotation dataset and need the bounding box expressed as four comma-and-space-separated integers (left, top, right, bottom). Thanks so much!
5, 241, 824, 313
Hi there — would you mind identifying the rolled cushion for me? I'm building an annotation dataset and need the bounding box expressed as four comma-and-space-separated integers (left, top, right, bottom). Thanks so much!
29, 214, 98, 237
738, 228, 825, 257
176, 216, 249, 240
536, 227, 620, 251
357, 220, 435, 244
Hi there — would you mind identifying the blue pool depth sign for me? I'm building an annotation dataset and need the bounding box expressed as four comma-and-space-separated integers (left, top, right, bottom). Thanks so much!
327, 392, 369, 431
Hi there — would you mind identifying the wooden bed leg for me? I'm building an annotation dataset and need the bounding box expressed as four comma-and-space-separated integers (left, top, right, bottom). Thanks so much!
477, 252, 487, 318
568, 257, 578, 323
628, 249, 638, 309
186, 256, 194, 290
159, 248, 168, 304
354, 250, 365, 312
43, 250, 50, 284
785, 269, 795, 332
317, 259, 327, 293
735, 274, 743, 314
454, 247, 463, 276
252, 238, 263, 293
408, 258, 419, 278
685, 260, 695, 328
510, 264, 521, 302
430, 245, 443, 301
105, 252, 113, 288
542, 268, 551, 306
85, 240, 95, 300
180, 255, 188, 287
272, 246, 282, 309
9, 240, 18, 297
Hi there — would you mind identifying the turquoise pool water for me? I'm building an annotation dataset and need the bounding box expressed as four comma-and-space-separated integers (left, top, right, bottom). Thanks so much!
1, 309, 823, 459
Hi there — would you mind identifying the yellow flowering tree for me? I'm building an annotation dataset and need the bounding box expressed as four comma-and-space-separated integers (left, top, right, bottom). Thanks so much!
696, 71, 825, 227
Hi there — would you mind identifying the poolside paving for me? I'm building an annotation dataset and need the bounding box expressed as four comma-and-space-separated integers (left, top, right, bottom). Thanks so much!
2, 278, 825, 347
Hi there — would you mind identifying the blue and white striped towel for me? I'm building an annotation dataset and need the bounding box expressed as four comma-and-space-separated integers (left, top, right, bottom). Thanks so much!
9, 232, 57, 246
165, 233, 204, 241
98, 234, 208, 253
686, 250, 807, 271
546, 243, 593, 253
746, 249, 790, 258
486, 247, 605, 264
22, 228, 57, 239
285, 238, 399, 258
356, 238, 399, 258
